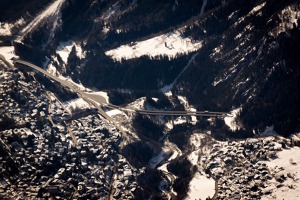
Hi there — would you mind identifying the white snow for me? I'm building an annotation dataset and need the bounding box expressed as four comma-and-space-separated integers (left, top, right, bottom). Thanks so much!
45, 64, 110, 105
58, 75, 91, 92
17, 0, 65, 41
174, 116, 187, 125
0, 46, 19, 65
106, 109, 123, 117
0, 18, 25, 36
56, 41, 85, 64
228, 11, 238, 20
177, 96, 188, 108
65, 98, 92, 113
188, 150, 200, 165
88, 91, 109, 103
106, 30, 202, 61
157, 163, 168, 173
101, 1, 120, 20
248, 2, 266, 16
262, 147, 300, 200
0, 23, 12, 36
224, 107, 241, 131
186, 172, 215, 200
127, 97, 146, 110
212, 78, 224, 86
270, 4, 300, 37
190, 133, 206, 149
46, 63, 58, 75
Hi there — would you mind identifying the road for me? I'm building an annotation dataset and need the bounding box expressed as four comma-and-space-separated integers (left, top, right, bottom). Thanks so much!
0, 54, 16, 70
13, 59, 230, 118
13, 60, 129, 145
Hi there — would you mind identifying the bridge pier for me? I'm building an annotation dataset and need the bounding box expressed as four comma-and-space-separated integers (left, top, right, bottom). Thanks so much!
171, 115, 174, 126
186, 116, 190, 124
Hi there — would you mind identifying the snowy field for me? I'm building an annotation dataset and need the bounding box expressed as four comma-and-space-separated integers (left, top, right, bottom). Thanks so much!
262, 146, 300, 200
106, 109, 124, 117
105, 30, 202, 61
186, 172, 215, 200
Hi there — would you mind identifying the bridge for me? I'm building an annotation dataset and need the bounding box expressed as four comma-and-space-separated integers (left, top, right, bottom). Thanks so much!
13, 59, 230, 118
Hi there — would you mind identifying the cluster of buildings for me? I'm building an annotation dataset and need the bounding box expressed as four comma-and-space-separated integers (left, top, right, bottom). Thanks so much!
0, 66, 141, 199
201, 135, 294, 199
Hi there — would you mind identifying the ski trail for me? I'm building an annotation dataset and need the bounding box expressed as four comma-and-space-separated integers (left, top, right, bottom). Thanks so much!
16, 0, 65, 42
161, 52, 198, 93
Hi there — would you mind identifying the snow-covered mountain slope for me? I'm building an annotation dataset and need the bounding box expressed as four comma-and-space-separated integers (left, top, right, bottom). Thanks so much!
17, 0, 65, 42
105, 30, 202, 60
175, 0, 300, 136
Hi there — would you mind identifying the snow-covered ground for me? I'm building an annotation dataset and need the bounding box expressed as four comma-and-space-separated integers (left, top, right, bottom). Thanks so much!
17, 0, 65, 41
106, 109, 124, 117
185, 132, 220, 199
224, 107, 241, 131
187, 132, 212, 166
106, 30, 202, 61
45, 63, 110, 107
88, 91, 109, 103
46, 63, 59, 75
0, 18, 25, 36
0, 23, 12, 36
248, 2, 266, 16
188, 150, 200, 166
262, 146, 300, 200
0, 46, 19, 65
64, 98, 92, 114
56, 41, 86, 64
186, 172, 215, 200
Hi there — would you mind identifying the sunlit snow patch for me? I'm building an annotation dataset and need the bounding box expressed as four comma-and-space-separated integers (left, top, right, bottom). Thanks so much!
88, 91, 109, 103
224, 107, 241, 131
56, 41, 86, 64
0, 46, 19, 65
106, 109, 124, 117
262, 146, 300, 200
248, 2, 266, 16
65, 98, 92, 114
16, 0, 65, 41
0, 23, 12, 36
105, 30, 202, 61
0, 18, 25, 36
186, 172, 215, 200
